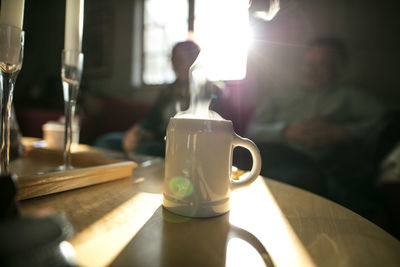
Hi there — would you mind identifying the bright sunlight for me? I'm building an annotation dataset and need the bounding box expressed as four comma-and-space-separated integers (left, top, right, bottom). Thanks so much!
193, 0, 251, 81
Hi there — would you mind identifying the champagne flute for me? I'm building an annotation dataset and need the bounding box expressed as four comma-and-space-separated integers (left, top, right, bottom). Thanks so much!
60, 50, 83, 170
0, 25, 24, 175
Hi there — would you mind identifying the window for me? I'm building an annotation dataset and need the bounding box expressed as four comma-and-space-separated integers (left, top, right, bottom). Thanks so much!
133, 0, 250, 86
143, 0, 189, 85
194, 0, 250, 81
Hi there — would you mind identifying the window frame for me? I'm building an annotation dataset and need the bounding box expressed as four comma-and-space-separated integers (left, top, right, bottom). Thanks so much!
132, 0, 195, 88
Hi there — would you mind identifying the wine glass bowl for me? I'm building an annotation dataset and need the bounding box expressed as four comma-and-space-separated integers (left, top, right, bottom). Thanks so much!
0, 25, 24, 73
0, 24, 24, 175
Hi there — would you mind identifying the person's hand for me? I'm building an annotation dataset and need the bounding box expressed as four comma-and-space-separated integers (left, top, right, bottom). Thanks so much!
283, 115, 349, 148
122, 125, 154, 152
283, 119, 313, 147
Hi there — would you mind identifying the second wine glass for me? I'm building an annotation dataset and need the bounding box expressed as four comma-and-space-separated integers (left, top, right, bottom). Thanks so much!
61, 50, 83, 170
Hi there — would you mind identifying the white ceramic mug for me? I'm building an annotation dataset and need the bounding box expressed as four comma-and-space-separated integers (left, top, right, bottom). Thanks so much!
163, 118, 262, 217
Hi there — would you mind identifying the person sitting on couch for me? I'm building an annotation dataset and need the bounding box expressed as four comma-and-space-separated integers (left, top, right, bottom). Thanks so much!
94, 40, 200, 157
245, 37, 383, 215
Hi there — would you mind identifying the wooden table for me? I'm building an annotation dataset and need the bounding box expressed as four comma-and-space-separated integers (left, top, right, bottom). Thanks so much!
19, 158, 400, 267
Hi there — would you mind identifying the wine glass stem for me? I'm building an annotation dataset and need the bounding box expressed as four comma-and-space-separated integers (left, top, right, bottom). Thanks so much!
0, 72, 17, 175
63, 96, 76, 169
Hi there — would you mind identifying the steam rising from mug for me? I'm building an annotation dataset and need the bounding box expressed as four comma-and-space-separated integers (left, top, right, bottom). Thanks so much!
175, 53, 223, 120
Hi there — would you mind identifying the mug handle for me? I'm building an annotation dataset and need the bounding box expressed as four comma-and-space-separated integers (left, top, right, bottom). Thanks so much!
231, 134, 262, 189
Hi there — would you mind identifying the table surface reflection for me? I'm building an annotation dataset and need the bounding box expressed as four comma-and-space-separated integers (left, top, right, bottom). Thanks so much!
19, 155, 400, 267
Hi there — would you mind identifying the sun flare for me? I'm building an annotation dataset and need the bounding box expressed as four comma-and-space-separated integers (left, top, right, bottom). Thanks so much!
194, 0, 251, 81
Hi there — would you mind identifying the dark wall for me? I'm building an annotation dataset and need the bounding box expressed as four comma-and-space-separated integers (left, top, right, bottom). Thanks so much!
14, 0, 126, 110
15, 0, 65, 109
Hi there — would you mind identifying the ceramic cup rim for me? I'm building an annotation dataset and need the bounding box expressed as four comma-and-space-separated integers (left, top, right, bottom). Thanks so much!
168, 117, 233, 132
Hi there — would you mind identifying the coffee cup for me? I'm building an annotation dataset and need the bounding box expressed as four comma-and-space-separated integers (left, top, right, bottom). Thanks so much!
163, 117, 262, 217
42, 121, 79, 150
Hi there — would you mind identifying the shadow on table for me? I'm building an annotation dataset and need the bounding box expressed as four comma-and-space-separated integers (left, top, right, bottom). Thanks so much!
111, 207, 274, 267
20, 157, 164, 233
19, 177, 145, 233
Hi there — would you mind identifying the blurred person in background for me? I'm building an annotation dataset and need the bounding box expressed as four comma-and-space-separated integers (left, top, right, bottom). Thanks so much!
245, 37, 383, 215
94, 41, 200, 157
